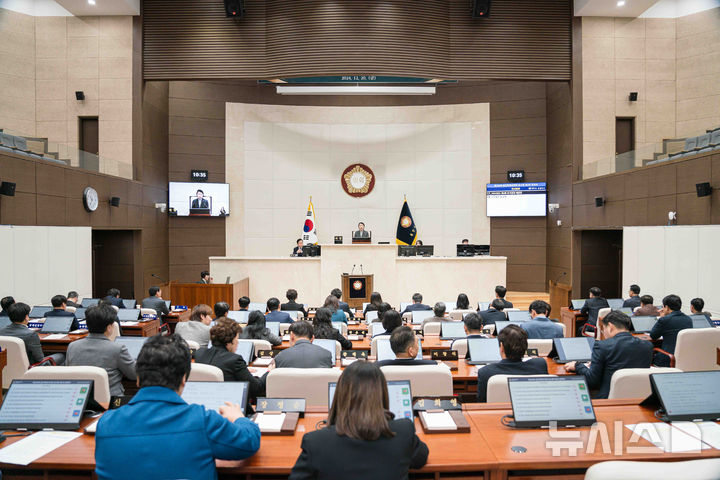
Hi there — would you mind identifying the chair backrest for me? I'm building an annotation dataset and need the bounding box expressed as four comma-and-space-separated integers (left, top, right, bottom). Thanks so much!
370, 335, 382, 357
65, 306, 77, 313
108, 322, 120, 342
401, 312, 412, 323
266, 368, 342, 407
450, 338, 468, 357
527, 339, 554, 356
684, 136, 698, 150
245, 338, 271, 353
696, 133, 711, 148
380, 365, 453, 397
188, 363, 223, 382
584, 458, 720, 480
486, 374, 557, 403
598, 307, 611, 321
279, 323, 291, 335
558, 321, 567, 337
186, 339, 200, 350
0, 336, 30, 388
674, 328, 720, 371
608, 367, 681, 399
23, 366, 111, 405
111, 305, 119, 312
449, 309, 474, 321
423, 322, 442, 335
140, 308, 157, 317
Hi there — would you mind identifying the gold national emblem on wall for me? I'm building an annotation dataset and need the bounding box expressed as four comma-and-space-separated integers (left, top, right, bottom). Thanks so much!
341, 164, 375, 197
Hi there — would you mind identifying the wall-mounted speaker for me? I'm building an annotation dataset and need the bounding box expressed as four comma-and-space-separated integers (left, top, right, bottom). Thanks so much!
696, 182, 713, 197
472, 0, 491, 17
224, 0, 244, 18
595, 196, 605, 207
629, 92, 638, 102
75, 91, 85, 101
110, 197, 120, 207
0, 181, 16, 196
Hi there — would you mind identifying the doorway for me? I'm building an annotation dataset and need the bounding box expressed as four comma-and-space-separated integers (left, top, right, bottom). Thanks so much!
79, 116, 99, 171
578, 230, 623, 299
615, 117, 635, 172
92, 230, 135, 300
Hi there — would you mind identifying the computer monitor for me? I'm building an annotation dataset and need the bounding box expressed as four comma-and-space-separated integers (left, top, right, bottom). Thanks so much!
366, 311, 379, 323
650, 371, 720, 422
329, 380, 413, 420
248, 302, 266, 313
508, 376, 597, 428
416, 245, 434, 257
466, 337, 502, 365
29, 306, 52, 318
312, 338, 337, 363
456, 244, 474, 256
398, 245, 416, 257
552, 337, 595, 363
81, 298, 99, 308
181, 381, 249, 412
304, 244, 321, 257
227, 310, 249, 323
362, 302, 370, 311
411, 310, 434, 325
440, 322, 466, 340
507, 311, 531, 322
478, 302, 490, 311
570, 299, 585, 310
41, 316, 74, 334
689, 314, 713, 329
116, 309, 141, 322
631, 316, 657, 333
114, 336, 149, 360
371, 323, 386, 337
235, 340, 255, 363
474, 244, 490, 255
74, 307, 86, 320
493, 320, 525, 335
607, 299, 624, 310
0, 379, 93, 430
376, 337, 422, 362
164, 300, 171, 309
121, 299, 136, 310
265, 321, 280, 336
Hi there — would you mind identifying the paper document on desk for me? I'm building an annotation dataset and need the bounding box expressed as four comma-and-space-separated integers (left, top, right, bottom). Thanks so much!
421, 411, 457, 430
347, 335, 361, 341
626, 423, 710, 453
254, 413, 286, 432
84, 420, 98, 434
282, 334, 290, 341
250, 367, 268, 377
672, 421, 720, 449
120, 321, 139, 326
252, 358, 273, 367
42, 334, 67, 340
0, 431, 82, 465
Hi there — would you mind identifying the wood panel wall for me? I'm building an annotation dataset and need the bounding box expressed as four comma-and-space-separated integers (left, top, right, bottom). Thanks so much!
143, 0, 571, 81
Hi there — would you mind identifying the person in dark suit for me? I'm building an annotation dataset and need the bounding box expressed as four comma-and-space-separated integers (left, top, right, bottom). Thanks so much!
213, 302, 230, 321
353, 221, 370, 239
194, 318, 264, 402
479, 299, 506, 326
292, 239, 305, 257
0, 296, 14, 317
363, 292, 383, 317
400, 293, 432, 315
198, 270, 213, 284
494, 285, 513, 309
191, 189, 209, 209
281, 289, 308, 318
476, 324, 547, 402
271, 321, 333, 368
690, 297, 712, 319
331, 288, 354, 320
580, 287, 610, 329
95, 334, 260, 479
65, 291, 80, 308
45, 294, 80, 330
288, 361, 428, 479
651, 294, 693, 366
566, 311, 653, 398
622, 284, 642, 309
312, 307, 352, 350
241, 310, 282, 346
521, 300, 563, 339
458, 313, 485, 361
237, 296, 251, 311
376, 326, 437, 367
372, 309, 402, 338
633, 295, 660, 317
103, 288, 125, 309
140, 286, 170, 316
266, 297, 293, 323
0, 302, 64, 365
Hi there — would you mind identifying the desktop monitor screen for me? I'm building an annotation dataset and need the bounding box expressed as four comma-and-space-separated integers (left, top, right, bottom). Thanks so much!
164, 300, 171, 309
41, 316, 74, 334
116, 309, 141, 322
114, 336, 149, 360
571, 299, 585, 310
508, 376, 596, 428
416, 245, 434, 257
486, 182, 547, 217
376, 337, 422, 362
553, 337, 595, 363
312, 339, 337, 363
466, 337, 502, 365
689, 314, 713, 329
440, 322, 467, 340
168, 182, 229, 217
631, 316, 657, 333
81, 298, 99, 308
284, 311, 300, 320
411, 310, 434, 325
329, 380, 413, 420
181, 381, 249, 412
227, 311, 249, 323
121, 299, 136, 310
235, 340, 255, 363
398, 245, 416, 257
0, 380, 93, 430
443, 302, 457, 312
650, 371, 720, 422
29, 306, 52, 318
507, 311, 531, 322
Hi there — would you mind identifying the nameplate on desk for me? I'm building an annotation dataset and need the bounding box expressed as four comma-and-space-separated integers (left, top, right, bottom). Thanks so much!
140, 314, 157, 320
29, 322, 44, 329
256, 350, 278, 358
347, 329, 366, 336
256, 398, 305, 414
412, 397, 461, 411
431, 350, 458, 361
109, 395, 134, 409
526, 348, 539, 357
341, 350, 368, 359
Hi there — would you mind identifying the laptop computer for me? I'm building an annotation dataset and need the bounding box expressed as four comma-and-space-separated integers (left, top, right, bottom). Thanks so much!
440, 322, 466, 340
371, 323, 386, 337
443, 302, 457, 312
117, 309, 141, 321
181, 381, 249, 413
607, 299, 624, 310
227, 310, 249, 323
235, 340, 255, 363
164, 300, 171, 309
650, 371, 720, 422
121, 299, 136, 310
570, 299, 585, 310
329, 380, 413, 420
466, 337, 502, 365
0, 379, 93, 430
365, 311, 379, 323
74, 307, 86, 320
81, 298, 100, 308
411, 310, 434, 325
689, 314, 713, 329
114, 336, 149, 360
478, 302, 490, 311
508, 376, 597, 428
376, 337, 423, 362
248, 302, 266, 313
41, 316, 74, 334
551, 337, 595, 363
29, 306, 52, 318
284, 311, 301, 321
400, 302, 412, 312
493, 320, 525, 335
616, 307, 633, 315
264, 322, 280, 336
312, 338, 337, 363
507, 311, 531, 322
631, 316, 657, 333
331, 321, 346, 333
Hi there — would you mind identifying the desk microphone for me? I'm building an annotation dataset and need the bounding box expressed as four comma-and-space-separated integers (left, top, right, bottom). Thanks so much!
151, 273, 166, 283
350, 264, 356, 275
555, 271, 567, 283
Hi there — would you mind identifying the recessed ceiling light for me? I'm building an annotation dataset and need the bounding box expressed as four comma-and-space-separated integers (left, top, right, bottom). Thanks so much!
617, 1, 626, 6
88, 0, 96, 5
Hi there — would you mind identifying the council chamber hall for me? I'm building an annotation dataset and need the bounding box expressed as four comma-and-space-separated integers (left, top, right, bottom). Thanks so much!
1, 0, 720, 479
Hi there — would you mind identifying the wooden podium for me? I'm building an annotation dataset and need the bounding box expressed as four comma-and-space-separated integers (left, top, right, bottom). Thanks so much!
351, 232, 372, 244
549, 280, 572, 318
159, 279, 249, 309
341, 274, 373, 309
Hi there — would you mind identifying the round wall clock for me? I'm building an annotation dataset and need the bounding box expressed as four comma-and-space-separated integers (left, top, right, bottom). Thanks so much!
83, 186, 99, 212
341, 164, 375, 198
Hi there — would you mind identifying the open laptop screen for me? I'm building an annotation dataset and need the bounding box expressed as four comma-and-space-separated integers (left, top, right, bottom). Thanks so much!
651, 371, 720, 422
0, 379, 93, 430
235, 340, 255, 363
81, 298, 99, 308
227, 311, 249, 323
478, 302, 490, 311
74, 307, 86, 320
553, 337, 595, 363
507, 311, 531, 322
689, 314, 712, 329
371, 323, 386, 336
365, 311, 379, 323
440, 322, 466, 340
117, 309, 140, 321
248, 303, 266, 313
264, 321, 280, 336
494, 320, 524, 335
376, 337, 422, 362
571, 299, 585, 310
29, 306, 52, 318
607, 299, 624, 310
312, 339, 337, 363
121, 299, 136, 310
631, 316, 657, 333
181, 381, 249, 412
329, 380, 412, 420
466, 337, 502, 365
508, 376, 596, 427
114, 336, 149, 360
411, 310, 433, 325
41, 316, 74, 334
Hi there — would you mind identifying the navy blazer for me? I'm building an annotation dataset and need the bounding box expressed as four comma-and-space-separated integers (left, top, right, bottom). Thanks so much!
44, 309, 79, 330
650, 310, 693, 355
479, 308, 505, 326
376, 358, 437, 368
338, 300, 354, 319
500, 299, 514, 309
622, 296, 641, 309
266, 310, 293, 324
476, 357, 548, 402
580, 297, 610, 325
281, 301, 308, 318
95, 386, 260, 479
400, 303, 432, 315
103, 296, 125, 309
521, 316, 564, 339
575, 331, 653, 399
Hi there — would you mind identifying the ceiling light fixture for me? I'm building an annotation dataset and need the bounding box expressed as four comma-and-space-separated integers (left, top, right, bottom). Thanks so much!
617, 1, 625, 6
88, 0, 96, 5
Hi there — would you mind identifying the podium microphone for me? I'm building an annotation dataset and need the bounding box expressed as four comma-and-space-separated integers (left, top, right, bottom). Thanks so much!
555, 271, 566, 283
351, 264, 356, 275
360, 264, 364, 274
151, 273, 166, 283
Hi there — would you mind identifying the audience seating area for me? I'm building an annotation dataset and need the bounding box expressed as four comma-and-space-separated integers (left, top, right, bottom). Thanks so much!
646, 126, 720, 166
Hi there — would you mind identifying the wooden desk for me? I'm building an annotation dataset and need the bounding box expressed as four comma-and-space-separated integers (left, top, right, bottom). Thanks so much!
274, 335, 453, 351
0, 349, 6, 403
561, 307, 587, 337
120, 319, 160, 337
39, 332, 88, 353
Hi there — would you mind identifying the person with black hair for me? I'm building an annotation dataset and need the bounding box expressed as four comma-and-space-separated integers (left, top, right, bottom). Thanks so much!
95, 334, 260, 479
66, 291, 80, 308
141, 286, 169, 316
292, 238, 305, 257
455, 293, 471, 311
0, 302, 50, 364
420, 302, 454, 330
198, 270, 212, 284
0, 296, 15, 317
237, 296, 251, 311
400, 293, 432, 315
651, 294, 693, 367
373, 310, 403, 338
623, 284, 642, 309
191, 189, 209, 209
479, 299, 506, 326
521, 300, 563, 339
494, 285, 513, 309
459, 313, 485, 360
376, 326, 437, 367
363, 292, 383, 317
476, 324, 547, 402
214, 302, 230, 320
271, 321, 333, 368
690, 297, 711, 319
266, 297, 292, 323
241, 310, 282, 346
633, 295, 660, 317
45, 294, 80, 330
281, 289, 308, 317
331, 288, 354, 320
322, 295, 348, 324
103, 288, 125, 309
67, 305, 135, 395
580, 286, 610, 330
566, 311, 653, 398
312, 307, 352, 350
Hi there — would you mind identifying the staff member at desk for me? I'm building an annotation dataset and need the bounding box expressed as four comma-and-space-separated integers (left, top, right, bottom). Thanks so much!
292, 238, 305, 256
353, 221, 370, 238
289, 361, 428, 479
95, 334, 260, 479
45, 294, 80, 331
650, 294, 693, 367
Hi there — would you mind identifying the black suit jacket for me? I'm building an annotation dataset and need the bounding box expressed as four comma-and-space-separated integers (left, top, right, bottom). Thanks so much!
44, 309, 79, 330
622, 296, 641, 309
580, 297, 610, 325
476, 358, 548, 402
338, 300, 354, 319
281, 301, 308, 318
375, 358, 437, 368
400, 303, 432, 315
193, 345, 264, 399
315, 329, 352, 351
104, 296, 125, 309
500, 299, 513, 309
292, 246, 305, 257
650, 311, 693, 355
289, 419, 428, 480
479, 308, 505, 326
191, 198, 209, 209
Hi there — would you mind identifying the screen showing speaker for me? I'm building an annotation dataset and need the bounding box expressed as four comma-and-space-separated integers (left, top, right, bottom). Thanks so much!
168, 182, 230, 217
486, 183, 547, 217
